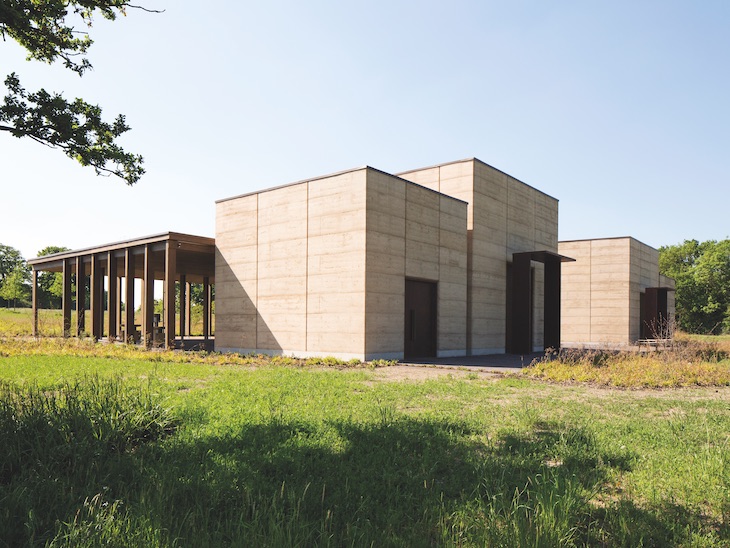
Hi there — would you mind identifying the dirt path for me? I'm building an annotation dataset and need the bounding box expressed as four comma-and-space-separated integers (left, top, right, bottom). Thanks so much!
369, 364, 509, 382
366, 364, 730, 401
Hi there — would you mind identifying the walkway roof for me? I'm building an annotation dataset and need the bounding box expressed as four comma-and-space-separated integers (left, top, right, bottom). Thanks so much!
27, 232, 215, 283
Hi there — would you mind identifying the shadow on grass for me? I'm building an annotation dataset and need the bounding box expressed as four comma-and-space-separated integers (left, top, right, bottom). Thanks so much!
2, 410, 725, 546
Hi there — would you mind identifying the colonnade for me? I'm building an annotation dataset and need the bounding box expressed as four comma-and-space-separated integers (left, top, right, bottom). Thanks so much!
28, 233, 215, 350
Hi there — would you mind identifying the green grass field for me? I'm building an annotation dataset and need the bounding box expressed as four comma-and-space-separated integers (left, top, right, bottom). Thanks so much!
0, 338, 728, 546
0, 307, 213, 338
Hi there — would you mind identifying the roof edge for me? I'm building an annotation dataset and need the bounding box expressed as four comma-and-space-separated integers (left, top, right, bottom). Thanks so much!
558, 236, 658, 251
396, 157, 559, 202
28, 231, 214, 265
215, 165, 469, 206
215, 165, 370, 204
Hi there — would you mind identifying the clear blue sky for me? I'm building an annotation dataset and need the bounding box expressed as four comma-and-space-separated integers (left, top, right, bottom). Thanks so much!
2, 0, 729, 260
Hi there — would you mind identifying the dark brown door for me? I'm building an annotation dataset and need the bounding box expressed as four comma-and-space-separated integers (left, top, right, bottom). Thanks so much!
404, 280, 437, 359
507, 258, 534, 354
642, 288, 669, 338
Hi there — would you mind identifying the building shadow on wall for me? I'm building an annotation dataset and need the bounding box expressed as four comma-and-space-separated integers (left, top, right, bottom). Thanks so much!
215, 255, 281, 354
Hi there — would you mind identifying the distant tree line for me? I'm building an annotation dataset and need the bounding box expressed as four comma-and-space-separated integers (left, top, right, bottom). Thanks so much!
0, 244, 30, 309
659, 239, 730, 334
0, 244, 69, 309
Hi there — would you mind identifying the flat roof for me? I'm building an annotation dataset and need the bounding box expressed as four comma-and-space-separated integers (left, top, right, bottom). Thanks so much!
28, 231, 215, 266
558, 236, 658, 251
396, 157, 559, 202
215, 165, 469, 205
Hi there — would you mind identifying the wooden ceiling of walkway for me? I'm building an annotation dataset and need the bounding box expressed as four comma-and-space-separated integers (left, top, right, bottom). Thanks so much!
27, 232, 215, 284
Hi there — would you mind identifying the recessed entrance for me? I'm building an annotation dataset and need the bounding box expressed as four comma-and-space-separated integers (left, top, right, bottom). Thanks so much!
641, 287, 671, 339
508, 250, 574, 354
505, 262, 534, 353
404, 279, 437, 359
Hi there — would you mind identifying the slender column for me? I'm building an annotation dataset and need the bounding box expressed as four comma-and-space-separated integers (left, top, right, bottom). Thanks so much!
31, 268, 38, 338
511, 253, 532, 354
124, 249, 136, 343
185, 280, 192, 337
107, 252, 118, 341
115, 276, 122, 336
76, 257, 85, 336
143, 244, 154, 347
62, 259, 72, 337
89, 255, 98, 339
99, 262, 106, 337
544, 259, 561, 351
90, 254, 103, 340
202, 276, 210, 340
164, 240, 177, 349
179, 275, 187, 341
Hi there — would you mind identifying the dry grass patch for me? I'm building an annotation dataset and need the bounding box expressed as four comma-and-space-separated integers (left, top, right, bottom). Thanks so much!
524, 338, 730, 388
0, 337, 389, 370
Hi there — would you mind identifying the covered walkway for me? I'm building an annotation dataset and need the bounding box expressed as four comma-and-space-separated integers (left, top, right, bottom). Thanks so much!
27, 232, 215, 349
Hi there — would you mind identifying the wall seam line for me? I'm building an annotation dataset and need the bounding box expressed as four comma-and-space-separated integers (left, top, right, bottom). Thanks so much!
305, 182, 309, 352
255, 194, 259, 349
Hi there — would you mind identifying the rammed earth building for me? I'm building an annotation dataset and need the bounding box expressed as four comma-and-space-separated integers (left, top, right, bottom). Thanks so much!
215, 158, 574, 360
559, 237, 675, 347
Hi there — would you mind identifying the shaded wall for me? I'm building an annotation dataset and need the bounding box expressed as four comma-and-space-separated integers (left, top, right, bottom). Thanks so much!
364, 170, 468, 359
215, 170, 367, 358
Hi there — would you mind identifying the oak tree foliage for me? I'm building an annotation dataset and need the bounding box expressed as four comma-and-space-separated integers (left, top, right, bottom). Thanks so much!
0, 0, 157, 184
1, 73, 144, 183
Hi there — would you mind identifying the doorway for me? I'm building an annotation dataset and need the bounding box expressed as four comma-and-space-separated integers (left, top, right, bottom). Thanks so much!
506, 261, 534, 353
641, 287, 669, 339
404, 279, 437, 359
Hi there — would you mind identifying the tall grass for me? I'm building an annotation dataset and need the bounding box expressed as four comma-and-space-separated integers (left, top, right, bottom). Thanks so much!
0, 375, 175, 546
676, 332, 730, 353
525, 337, 730, 387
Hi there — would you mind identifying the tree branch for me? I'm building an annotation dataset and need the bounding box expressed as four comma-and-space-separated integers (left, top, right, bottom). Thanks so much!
1, 73, 145, 184
0, 1, 152, 182
126, 4, 165, 14
0, 1, 162, 75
